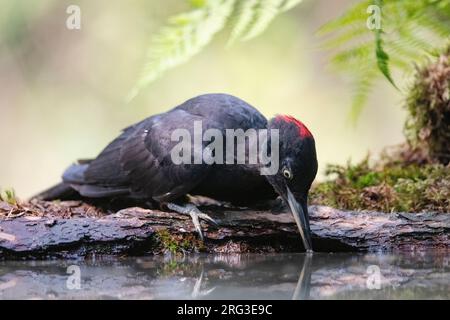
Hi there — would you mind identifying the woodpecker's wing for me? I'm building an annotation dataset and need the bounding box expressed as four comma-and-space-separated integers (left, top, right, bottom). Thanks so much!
64, 109, 209, 202
175, 93, 267, 130
120, 109, 214, 202
63, 94, 267, 202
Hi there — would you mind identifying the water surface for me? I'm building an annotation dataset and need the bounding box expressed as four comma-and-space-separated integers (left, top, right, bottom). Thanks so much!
0, 252, 448, 299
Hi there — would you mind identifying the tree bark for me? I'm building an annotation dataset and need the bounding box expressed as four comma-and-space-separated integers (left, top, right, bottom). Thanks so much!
0, 200, 448, 258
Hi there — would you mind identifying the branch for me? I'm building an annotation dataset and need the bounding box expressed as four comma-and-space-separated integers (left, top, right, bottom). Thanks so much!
0, 200, 448, 258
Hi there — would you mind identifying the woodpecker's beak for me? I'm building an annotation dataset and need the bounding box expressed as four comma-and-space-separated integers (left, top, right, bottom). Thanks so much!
285, 186, 313, 252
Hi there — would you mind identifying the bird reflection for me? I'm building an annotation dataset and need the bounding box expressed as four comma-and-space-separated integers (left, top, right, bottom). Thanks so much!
191, 269, 216, 299
292, 253, 313, 300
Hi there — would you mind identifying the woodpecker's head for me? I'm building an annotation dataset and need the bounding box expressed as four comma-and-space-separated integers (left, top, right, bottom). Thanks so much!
265, 115, 318, 252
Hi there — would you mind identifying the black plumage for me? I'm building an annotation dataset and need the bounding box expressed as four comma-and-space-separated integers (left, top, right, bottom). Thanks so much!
38, 93, 318, 250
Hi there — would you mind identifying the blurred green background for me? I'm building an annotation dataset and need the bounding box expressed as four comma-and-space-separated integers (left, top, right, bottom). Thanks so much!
0, 0, 405, 198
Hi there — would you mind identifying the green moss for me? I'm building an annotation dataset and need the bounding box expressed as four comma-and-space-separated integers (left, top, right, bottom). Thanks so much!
0, 188, 17, 205
404, 45, 450, 165
156, 229, 205, 254
310, 157, 450, 213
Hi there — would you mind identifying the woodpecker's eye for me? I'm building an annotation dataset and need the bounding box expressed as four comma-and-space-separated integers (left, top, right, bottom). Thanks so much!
282, 168, 293, 180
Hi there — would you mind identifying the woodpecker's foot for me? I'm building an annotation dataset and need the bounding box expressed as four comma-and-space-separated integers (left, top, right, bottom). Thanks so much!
166, 203, 218, 241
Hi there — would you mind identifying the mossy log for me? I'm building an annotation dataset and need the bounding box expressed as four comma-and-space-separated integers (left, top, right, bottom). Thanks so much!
0, 200, 448, 258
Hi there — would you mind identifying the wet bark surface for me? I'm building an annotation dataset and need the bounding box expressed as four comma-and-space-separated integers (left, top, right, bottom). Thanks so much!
0, 200, 448, 258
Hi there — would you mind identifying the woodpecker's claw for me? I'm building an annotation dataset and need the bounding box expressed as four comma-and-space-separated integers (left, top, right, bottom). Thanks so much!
167, 203, 218, 240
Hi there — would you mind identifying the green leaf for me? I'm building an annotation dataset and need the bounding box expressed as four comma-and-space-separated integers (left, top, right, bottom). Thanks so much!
127, 0, 235, 102
374, 28, 398, 89
372, 0, 398, 88
349, 70, 378, 124
189, 0, 207, 8
279, 0, 303, 12
319, 0, 450, 121
317, 1, 370, 35
240, 0, 287, 41
227, 0, 259, 46
228, 0, 302, 44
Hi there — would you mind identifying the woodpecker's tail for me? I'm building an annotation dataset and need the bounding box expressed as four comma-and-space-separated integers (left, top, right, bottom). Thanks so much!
32, 161, 91, 201
32, 182, 79, 201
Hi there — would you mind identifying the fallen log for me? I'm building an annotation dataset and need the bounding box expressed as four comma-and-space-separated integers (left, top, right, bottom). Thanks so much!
0, 200, 448, 258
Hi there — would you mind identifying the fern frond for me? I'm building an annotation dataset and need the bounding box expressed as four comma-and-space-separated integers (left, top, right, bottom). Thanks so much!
375, 27, 397, 88
188, 0, 207, 8
228, 0, 302, 44
372, 0, 397, 88
319, 0, 450, 121
129, 0, 303, 98
128, 0, 235, 101
349, 70, 378, 123
227, 0, 259, 45
317, 1, 370, 35
330, 42, 374, 69
240, 0, 285, 41
415, 12, 450, 38
279, 0, 303, 12
320, 25, 371, 50
396, 26, 434, 52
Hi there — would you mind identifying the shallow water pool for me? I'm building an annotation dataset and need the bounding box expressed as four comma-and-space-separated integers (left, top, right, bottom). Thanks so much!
0, 252, 448, 299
